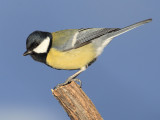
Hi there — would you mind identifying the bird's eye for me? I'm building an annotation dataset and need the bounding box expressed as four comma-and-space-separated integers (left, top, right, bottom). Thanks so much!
34, 43, 39, 47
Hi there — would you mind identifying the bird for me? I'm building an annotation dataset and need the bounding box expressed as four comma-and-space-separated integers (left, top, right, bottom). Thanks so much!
23, 19, 152, 88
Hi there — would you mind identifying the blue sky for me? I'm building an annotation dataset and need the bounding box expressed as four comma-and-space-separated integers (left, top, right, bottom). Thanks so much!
0, 0, 159, 120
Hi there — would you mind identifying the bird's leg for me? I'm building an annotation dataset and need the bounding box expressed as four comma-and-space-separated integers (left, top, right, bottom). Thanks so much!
54, 67, 86, 89
64, 68, 86, 86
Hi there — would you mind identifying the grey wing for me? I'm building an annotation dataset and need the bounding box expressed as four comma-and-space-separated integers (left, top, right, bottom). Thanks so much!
73, 28, 120, 49
62, 19, 152, 51
73, 19, 152, 49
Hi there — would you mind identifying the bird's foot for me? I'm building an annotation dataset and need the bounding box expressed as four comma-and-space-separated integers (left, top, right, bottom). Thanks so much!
54, 78, 82, 89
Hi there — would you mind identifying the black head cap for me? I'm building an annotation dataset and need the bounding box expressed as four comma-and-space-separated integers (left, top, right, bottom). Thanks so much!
26, 31, 52, 50
23, 31, 52, 56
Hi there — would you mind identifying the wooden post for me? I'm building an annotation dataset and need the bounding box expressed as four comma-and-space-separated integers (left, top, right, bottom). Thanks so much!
52, 81, 103, 120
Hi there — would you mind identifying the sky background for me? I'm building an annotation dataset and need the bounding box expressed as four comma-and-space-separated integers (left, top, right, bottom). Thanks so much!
0, 0, 159, 120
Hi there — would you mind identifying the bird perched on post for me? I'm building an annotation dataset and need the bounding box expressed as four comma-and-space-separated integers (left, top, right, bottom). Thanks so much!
23, 19, 152, 88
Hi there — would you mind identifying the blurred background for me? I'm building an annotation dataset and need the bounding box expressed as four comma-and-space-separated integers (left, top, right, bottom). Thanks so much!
0, 0, 159, 120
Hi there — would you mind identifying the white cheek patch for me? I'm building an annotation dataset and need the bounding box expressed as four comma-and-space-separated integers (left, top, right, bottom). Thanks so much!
33, 37, 50, 53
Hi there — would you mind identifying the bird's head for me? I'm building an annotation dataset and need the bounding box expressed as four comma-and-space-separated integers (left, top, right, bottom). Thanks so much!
23, 31, 52, 56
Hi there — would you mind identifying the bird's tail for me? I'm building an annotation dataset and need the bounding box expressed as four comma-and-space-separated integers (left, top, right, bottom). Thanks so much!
107, 19, 152, 38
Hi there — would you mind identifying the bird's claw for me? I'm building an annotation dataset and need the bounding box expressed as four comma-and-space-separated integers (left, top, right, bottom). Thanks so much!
54, 78, 82, 89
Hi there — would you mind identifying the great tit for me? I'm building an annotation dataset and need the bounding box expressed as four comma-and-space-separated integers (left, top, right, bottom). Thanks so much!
23, 19, 152, 87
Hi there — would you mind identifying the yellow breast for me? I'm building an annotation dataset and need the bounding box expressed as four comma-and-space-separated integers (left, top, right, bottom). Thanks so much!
46, 43, 96, 70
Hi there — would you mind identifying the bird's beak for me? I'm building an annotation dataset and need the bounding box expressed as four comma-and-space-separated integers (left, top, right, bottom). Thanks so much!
23, 50, 32, 56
